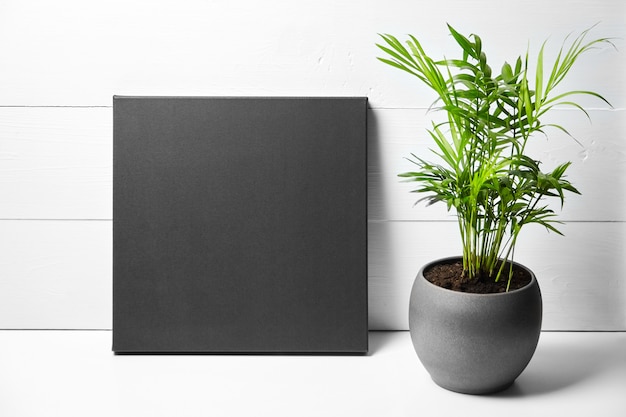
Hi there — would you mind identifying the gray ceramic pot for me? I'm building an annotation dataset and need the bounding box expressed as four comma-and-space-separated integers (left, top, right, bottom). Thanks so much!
409, 257, 542, 394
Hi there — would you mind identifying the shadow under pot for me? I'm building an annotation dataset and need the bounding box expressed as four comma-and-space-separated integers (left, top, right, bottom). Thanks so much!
409, 256, 542, 395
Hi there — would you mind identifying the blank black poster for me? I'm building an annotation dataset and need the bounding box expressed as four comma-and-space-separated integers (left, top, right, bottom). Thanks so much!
113, 97, 368, 353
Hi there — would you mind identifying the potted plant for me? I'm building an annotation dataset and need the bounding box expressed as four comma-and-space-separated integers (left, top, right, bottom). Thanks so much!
376, 24, 612, 394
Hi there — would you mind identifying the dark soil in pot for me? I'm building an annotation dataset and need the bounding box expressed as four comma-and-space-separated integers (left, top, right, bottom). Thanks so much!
424, 259, 531, 294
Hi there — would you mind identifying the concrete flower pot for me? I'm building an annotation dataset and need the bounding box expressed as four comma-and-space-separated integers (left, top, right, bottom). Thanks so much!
409, 257, 542, 394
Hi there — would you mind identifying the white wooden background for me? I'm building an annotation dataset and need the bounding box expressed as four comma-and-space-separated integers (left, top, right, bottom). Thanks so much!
0, 0, 624, 330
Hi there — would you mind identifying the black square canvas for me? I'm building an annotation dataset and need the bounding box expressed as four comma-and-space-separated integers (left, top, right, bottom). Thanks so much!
113, 96, 368, 353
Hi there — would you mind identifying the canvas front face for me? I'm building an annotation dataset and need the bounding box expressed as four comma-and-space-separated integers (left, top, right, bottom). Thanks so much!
112, 96, 368, 354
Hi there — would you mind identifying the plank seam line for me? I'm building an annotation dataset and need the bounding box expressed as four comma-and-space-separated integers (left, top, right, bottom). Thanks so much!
0, 106, 624, 111
367, 219, 625, 223
0, 218, 112, 221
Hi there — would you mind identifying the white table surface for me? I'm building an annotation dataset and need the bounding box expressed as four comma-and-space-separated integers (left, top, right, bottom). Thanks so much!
0, 330, 624, 417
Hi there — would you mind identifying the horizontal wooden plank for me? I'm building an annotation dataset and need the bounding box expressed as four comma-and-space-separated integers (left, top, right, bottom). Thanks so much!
0, 220, 112, 329
0, 0, 623, 108
1, 107, 622, 222
0, 107, 112, 219
368, 220, 626, 331
368, 108, 626, 222
1, 220, 623, 330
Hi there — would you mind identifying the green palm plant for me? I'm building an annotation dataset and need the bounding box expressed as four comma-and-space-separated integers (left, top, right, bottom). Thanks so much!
377, 24, 613, 290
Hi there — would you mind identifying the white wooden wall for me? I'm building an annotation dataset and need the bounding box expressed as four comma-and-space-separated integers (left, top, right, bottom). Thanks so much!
0, 0, 624, 330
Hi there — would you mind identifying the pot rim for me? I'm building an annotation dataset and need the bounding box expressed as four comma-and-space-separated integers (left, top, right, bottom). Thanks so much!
418, 256, 537, 297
